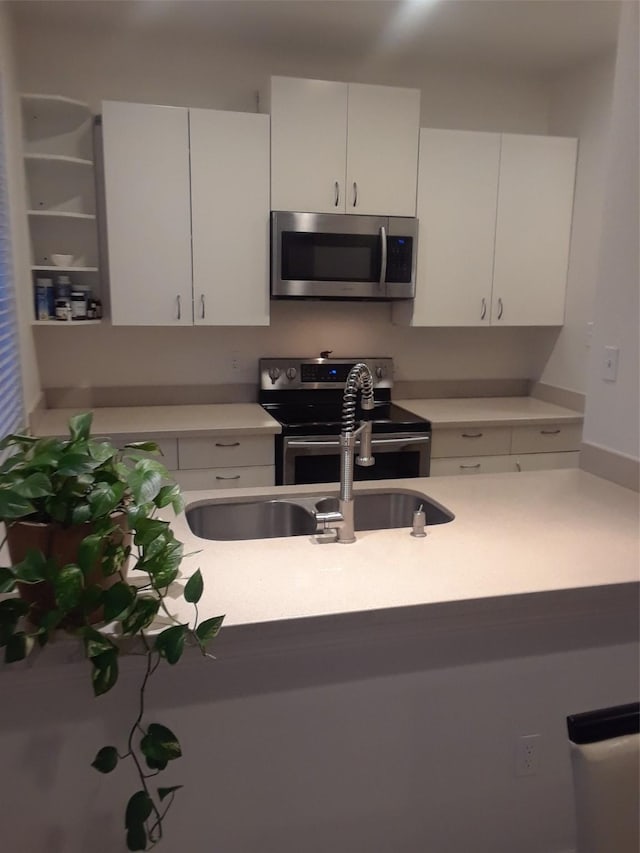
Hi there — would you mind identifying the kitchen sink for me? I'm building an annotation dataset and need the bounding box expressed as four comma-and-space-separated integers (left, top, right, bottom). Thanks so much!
185, 489, 454, 541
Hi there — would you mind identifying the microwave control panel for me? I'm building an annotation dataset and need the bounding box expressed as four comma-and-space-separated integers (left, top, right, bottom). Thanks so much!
386, 236, 413, 283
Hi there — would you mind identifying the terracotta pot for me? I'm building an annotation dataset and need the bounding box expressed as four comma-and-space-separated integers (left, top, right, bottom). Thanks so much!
6, 512, 131, 627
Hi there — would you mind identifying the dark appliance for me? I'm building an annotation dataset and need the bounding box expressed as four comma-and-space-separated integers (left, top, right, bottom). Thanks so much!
271, 211, 418, 300
259, 356, 431, 486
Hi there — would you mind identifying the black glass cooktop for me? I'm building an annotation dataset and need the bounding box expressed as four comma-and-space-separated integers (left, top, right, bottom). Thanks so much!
261, 402, 430, 436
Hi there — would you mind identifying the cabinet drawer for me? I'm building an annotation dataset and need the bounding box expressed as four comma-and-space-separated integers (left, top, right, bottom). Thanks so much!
431, 426, 511, 459
171, 465, 274, 491
510, 423, 582, 454
430, 454, 513, 476
178, 435, 273, 470
112, 434, 178, 470
513, 451, 580, 472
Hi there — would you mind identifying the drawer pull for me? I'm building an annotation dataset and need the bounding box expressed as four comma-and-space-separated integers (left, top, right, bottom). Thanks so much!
461, 432, 483, 439
540, 429, 561, 435
215, 474, 241, 481
459, 463, 481, 470
215, 441, 241, 448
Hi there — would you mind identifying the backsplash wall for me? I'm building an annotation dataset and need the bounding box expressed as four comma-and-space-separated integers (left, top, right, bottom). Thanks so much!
12, 15, 600, 398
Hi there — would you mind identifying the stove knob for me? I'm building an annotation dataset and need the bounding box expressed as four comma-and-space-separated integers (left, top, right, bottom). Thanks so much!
375, 366, 386, 380
268, 367, 281, 385
286, 367, 297, 381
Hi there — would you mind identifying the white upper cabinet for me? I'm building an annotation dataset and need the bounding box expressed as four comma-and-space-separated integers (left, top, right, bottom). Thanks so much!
270, 77, 348, 214
102, 101, 193, 325
409, 129, 501, 326
397, 128, 577, 327
269, 76, 420, 216
190, 109, 270, 326
492, 134, 577, 326
102, 101, 270, 327
345, 83, 420, 216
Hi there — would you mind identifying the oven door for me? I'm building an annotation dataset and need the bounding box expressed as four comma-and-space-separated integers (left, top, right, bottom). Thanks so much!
279, 433, 431, 486
272, 211, 387, 299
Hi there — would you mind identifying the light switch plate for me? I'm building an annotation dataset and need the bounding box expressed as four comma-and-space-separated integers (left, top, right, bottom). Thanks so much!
602, 346, 619, 381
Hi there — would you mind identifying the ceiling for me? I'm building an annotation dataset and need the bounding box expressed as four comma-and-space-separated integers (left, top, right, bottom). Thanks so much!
10, 0, 621, 75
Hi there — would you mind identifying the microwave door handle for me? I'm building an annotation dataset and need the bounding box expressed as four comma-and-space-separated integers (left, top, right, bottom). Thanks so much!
379, 225, 388, 285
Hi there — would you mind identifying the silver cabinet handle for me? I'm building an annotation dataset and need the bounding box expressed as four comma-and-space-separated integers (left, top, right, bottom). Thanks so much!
287, 435, 429, 450
461, 432, 483, 439
200, 294, 205, 319
176, 294, 181, 320
334, 181, 340, 207
497, 297, 504, 320
215, 475, 240, 481
515, 460, 522, 472
459, 463, 481, 470
379, 226, 387, 285
540, 429, 561, 435
215, 441, 240, 447
352, 181, 358, 207
481, 298, 487, 320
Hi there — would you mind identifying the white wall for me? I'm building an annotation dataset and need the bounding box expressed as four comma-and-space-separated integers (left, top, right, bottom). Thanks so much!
540, 55, 615, 395
0, 621, 637, 853
583, 1, 639, 460
12, 16, 564, 392
0, 3, 41, 412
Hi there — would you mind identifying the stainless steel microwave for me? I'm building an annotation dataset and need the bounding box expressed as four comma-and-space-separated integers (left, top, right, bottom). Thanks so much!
271, 211, 418, 300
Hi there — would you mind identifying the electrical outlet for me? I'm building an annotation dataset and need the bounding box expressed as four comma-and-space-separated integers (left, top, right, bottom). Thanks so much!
230, 350, 241, 371
515, 734, 541, 776
602, 346, 619, 381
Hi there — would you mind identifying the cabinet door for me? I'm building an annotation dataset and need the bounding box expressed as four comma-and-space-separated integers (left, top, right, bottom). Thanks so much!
492, 134, 577, 326
430, 455, 513, 476
346, 83, 420, 217
270, 76, 348, 213
102, 101, 192, 325
410, 129, 500, 326
190, 109, 270, 326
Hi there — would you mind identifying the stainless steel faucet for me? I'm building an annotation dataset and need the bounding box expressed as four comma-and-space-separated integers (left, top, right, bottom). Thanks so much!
314, 363, 375, 543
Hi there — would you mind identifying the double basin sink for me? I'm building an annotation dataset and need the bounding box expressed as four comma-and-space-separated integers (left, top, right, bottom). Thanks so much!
186, 488, 454, 541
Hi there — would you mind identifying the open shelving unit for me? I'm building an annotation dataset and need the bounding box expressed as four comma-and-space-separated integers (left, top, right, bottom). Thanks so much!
21, 93, 103, 325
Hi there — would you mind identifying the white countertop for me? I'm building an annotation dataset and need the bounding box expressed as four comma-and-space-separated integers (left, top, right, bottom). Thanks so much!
32, 403, 282, 438
163, 469, 638, 631
395, 396, 583, 428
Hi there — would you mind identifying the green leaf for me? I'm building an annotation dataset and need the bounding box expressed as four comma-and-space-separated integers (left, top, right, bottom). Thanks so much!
125, 790, 153, 829
0, 489, 35, 519
140, 723, 182, 763
77, 533, 104, 575
184, 569, 203, 604
102, 582, 135, 622
145, 755, 168, 772
56, 453, 96, 477
126, 824, 147, 852
68, 412, 93, 443
88, 441, 117, 464
13, 548, 47, 583
0, 432, 36, 451
4, 632, 28, 663
54, 564, 84, 612
71, 504, 92, 525
0, 567, 16, 594
91, 649, 119, 696
121, 596, 160, 635
13, 472, 53, 499
91, 745, 119, 774
133, 517, 170, 547
0, 599, 29, 646
154, 483, 183, 513
123, 440, 161, 454
82, 626, 117, 659
128, 461, 163, 504
195, 615, 225, 643
158, 785, 183, 801
88, 481, 126, 518
155, 624, 187, 664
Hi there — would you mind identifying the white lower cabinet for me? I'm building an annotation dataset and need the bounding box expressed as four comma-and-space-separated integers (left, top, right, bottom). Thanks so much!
430, 455, 514, 476
171, 466, 274, 492
172, 434, 275, 491
430, 421, 582, 477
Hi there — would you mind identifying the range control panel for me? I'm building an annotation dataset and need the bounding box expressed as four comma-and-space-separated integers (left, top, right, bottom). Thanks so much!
259, 357, 394, 391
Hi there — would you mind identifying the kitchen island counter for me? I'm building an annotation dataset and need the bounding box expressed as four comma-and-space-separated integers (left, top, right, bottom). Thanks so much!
161, 468, 638, 645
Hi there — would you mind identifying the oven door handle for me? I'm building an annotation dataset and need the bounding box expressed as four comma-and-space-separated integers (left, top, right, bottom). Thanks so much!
287, 435, 430, 450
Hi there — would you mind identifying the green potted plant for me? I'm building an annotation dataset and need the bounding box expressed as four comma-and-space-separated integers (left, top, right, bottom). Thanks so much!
0, 412, 224, 851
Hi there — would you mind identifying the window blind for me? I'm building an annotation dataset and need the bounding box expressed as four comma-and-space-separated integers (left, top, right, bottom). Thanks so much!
0, 80, 24, 446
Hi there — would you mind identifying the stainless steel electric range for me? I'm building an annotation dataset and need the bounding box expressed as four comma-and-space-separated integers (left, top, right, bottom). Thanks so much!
259, 356, 432, 486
